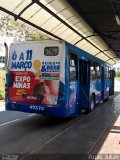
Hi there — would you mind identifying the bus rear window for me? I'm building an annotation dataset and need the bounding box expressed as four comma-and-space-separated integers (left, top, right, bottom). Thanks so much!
44, 47, 59, 56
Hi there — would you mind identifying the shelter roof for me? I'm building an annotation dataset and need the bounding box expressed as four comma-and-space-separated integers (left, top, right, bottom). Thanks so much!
0, 0, 119, 64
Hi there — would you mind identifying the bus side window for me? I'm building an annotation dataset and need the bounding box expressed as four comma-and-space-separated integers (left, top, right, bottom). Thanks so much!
108, 67, 111, 78
69, 54, 78, 82
90, 61, 96, 80
96, 63, 100, 79
105, 66, 110, 79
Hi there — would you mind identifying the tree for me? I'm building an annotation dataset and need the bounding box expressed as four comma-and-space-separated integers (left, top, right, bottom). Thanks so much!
0, 16, 48, 41
27, 31, 48, 40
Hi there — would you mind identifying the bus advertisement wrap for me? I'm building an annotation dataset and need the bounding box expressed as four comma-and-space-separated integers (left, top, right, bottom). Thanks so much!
9, 47, 62, 106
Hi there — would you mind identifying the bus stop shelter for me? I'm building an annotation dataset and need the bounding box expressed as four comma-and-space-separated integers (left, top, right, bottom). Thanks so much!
0, 0, 120, 65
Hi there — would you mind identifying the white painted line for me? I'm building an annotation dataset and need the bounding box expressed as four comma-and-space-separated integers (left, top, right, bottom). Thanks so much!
0, 119, 19, 126
28, 113, 36, 117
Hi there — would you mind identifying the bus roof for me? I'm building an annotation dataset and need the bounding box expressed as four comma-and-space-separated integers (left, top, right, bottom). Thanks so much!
10, 40, 65, 45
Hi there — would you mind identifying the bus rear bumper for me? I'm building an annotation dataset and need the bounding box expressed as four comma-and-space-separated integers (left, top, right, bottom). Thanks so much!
5, 101, 69, 117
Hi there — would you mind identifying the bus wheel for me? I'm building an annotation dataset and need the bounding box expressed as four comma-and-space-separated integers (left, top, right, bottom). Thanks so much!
89, 94, 95, 111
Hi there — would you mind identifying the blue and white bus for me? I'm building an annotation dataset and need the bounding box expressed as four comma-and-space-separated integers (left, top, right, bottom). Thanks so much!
5, 40, 115, 117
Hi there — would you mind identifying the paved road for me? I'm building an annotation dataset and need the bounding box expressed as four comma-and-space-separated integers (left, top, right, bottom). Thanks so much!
0, 92, 119, 160
0, 109, 87, 155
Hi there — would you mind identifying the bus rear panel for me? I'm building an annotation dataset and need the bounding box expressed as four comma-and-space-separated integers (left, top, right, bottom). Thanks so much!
6, 40, 69, 117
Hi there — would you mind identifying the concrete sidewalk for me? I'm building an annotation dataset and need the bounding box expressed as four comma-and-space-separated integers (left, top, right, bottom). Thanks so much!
0, 101, 5, 111
89, 94, 120, 160
97, 115, 120, 154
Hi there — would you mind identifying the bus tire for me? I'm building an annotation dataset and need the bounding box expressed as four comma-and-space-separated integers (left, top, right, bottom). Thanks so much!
89, 94, 95, 112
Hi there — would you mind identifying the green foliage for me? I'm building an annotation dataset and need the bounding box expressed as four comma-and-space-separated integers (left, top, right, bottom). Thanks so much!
116, 71, 120, 77
0, 24, 2, 29
9, 20, 21, 30
0, 70, 6, 100
115, 69, 120, 81
27, 31, 48, 40
0, 90, 5, 100
0, 16, 49, 41
115, 76, 120, 81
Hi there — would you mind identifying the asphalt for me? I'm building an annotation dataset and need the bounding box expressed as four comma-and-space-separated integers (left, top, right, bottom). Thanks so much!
0, 106, 88, 157
21, 93, 120, 160
0, 80, 120, 160
0, 92, 119, 160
